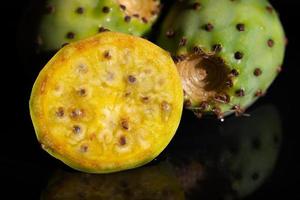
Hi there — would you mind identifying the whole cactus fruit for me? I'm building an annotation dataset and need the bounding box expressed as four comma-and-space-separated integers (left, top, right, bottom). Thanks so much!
157, 0, 285, 118
36, 0, 161, 52
29, 32, 183, 173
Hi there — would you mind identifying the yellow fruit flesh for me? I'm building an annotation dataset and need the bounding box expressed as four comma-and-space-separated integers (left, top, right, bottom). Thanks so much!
30, 32, 183, 173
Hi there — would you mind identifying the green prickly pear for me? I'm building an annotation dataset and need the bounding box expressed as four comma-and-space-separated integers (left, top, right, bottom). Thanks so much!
31, 0, 161, 52
157, 0, 286, 118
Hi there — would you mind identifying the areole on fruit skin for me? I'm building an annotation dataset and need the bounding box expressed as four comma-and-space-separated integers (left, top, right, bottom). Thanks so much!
157, 0, 286, 118
38, 0, 161, 51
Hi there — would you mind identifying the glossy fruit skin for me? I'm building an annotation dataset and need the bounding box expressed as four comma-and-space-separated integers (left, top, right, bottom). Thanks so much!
37, 0, 160, 51
30, 32, 183, 173
157, 0, 285, 117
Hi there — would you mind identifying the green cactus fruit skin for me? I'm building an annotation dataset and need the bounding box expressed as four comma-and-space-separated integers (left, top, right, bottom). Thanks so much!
38, 0, 160, 51
41, 162, 185, 200
157, 0, 285, 118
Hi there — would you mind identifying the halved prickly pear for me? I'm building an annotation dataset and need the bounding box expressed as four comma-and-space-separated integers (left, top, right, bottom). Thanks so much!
157, 0, 286, 118
29, 32, 183, 173
37, 0, 161, 51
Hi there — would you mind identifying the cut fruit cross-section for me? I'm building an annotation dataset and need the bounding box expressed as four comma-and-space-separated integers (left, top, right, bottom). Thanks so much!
30, 32, 183, 173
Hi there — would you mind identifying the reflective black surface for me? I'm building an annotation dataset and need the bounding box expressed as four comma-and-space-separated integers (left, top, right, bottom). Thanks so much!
2, 0, 299, 199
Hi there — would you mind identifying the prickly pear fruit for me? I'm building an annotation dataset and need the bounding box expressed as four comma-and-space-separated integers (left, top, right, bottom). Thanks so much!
29, 32, 183, 173
41, 163, 185, 200
36, 0, 160, 52
157, 0, 285, 118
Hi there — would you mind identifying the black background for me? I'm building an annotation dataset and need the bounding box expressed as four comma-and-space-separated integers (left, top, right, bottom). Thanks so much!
1, 0, 299, 199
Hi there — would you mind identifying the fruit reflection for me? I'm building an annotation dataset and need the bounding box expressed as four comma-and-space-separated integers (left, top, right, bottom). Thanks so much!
41, 162, 185, 200
170, 105, 282, 199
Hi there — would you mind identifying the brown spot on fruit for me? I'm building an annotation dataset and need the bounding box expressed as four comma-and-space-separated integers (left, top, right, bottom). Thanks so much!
236, 23, 245, 31
235, 89, 245, 97
73, 125, 81, 134
230, 69, 239, 77
80, 145, 88, 152
214, 94, 230, 104
98, 27, 109, 33
124, 16, 131, 22
119, 136, 126, 146
70, 109, 84, 119
150, 10, 157, 16
255, 90, 264, 97
267, 39, 274, 47
179, 37, 187, 46
193, 46, 202, 54
124, 91, 131, 97
212, 44, 222, 53
166, 29, 175, 38
204, 23, 214, 31
231, 105, 245, 117
141, 96, 150, 103
234, 51, 243, 60
120, 4, 126, 10
56, 107, 64, 117
213, 107, 223, 119
226, 79, 233, 87
66, 32, 75, 39
254, 68, 262, 76
133, 14, 139, 18
102, 6, 110, 13
127, 75, 136, 83
199, 101, 209, 111
121, 119, 129, 130
172, 55, 186, 63
103, 51, 111, 59
78, 88, 87, 96
76, 7, 84, 14
142, 17, 148, 23
266, 6, 273, 13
